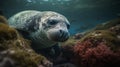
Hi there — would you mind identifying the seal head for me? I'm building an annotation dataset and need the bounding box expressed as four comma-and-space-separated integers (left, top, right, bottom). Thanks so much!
8, 10, 70, 49
41, 11, 70, 42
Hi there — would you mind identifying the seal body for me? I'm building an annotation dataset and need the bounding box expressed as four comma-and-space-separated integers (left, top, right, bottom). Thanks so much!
8, 10, 70, 50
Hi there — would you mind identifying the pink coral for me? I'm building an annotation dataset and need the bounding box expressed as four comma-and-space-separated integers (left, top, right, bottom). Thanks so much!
73, 39, 120, 67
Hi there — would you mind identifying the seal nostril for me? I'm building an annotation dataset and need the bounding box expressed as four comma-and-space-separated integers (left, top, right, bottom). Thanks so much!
59, 30, 62, 33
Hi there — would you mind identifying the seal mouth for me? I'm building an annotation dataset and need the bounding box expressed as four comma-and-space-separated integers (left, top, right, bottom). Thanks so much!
52, 31, 69, 42
57, 32, 69, 42
47, 32, 69, 42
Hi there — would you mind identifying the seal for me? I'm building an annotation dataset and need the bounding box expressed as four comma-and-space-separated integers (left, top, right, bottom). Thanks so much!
8, 10, 70, 50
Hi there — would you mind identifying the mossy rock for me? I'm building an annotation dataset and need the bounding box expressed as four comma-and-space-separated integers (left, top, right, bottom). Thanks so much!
9, 48, 45, 67
80, 30, 116, 41
0, 16, 8, 24
94, 18, 120, 30
0, 23, 18, 43
83, 18, 120, 36
61, 36, 78, 47
80, 30, 120, 51
0, 16, 50, 67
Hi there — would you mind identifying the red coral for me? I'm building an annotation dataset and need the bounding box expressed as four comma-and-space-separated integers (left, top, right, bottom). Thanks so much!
73, 39, 120, 67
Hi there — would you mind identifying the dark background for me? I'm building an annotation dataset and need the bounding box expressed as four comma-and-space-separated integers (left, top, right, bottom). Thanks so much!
0, 0, 120, 35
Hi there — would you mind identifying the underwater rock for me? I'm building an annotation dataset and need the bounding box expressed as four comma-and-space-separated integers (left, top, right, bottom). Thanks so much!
0, 16, 53, 67
109, 24, 120, 35
54, 63, 76, 67
94, 18, 120, 30
82, 30, 120, 51
73, 33, 83, 39
61, 44, 74, 62
0, 16, 7, 24
61, 19, 120, 67
0, 16, 18, 44
0, 51, 16, 67
73, 39, 120, 67
62, 30, 120, 67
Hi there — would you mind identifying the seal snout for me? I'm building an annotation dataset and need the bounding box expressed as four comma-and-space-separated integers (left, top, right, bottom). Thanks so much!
47, 29, 69, 42
58, 29, 69, 42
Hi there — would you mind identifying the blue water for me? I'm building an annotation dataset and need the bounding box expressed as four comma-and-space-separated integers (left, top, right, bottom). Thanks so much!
0, 0, 120, 35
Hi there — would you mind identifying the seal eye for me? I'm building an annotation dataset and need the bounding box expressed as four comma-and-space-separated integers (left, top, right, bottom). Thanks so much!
48, 20, 58, 25
67, 24, 70, 29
